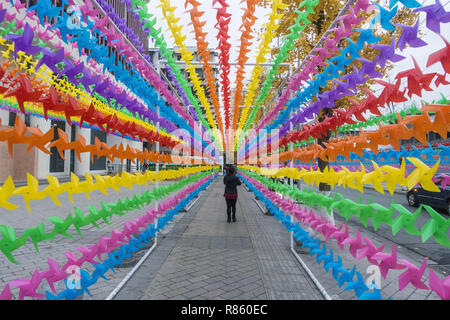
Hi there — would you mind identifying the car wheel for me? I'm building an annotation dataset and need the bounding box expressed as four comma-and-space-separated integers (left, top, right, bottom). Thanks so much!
407, 192, 418, 207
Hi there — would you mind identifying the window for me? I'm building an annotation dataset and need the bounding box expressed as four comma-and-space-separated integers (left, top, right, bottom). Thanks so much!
8, 112, 16, 127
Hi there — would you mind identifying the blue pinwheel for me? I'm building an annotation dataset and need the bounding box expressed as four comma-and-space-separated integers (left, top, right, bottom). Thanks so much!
28, 0, 62, 26
373, 3, 399, 31
338, 265, 357, 288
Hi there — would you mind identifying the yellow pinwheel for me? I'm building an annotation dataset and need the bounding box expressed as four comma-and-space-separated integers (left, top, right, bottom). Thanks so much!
93, 174, 110, 195
42, 175, 67, 206
361, 161, 386, 194
407, 157, 440, 192
79, 173, 97, 195
0, 176, 18, 210
63, 172, 90, 203
120, 171, 135, 190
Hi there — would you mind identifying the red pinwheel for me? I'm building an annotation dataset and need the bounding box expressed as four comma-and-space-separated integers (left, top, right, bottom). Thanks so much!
435, 73, 450, 87
396, 57, 436, 97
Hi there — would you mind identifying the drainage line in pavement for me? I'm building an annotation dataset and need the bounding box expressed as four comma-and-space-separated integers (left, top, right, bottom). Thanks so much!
105, 234, 158, 300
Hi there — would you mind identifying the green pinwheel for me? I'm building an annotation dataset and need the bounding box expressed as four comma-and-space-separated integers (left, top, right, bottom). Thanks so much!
47, 213, 74, 240
371, 202, 395, 231
0, 225, 23, 264
72, 207, 87, 237
22, 222, 47, 252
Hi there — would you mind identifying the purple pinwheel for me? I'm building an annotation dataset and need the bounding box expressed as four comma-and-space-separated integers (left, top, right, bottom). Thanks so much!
414, 0, 450, 34
358, 56, 382, 78
36, 47, 65, 74
4, 23, 43, 59
395, 20, 427, 50
0, 9, 6, 24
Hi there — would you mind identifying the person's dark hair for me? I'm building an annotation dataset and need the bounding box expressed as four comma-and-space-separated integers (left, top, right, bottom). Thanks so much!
228, 166, 235, 174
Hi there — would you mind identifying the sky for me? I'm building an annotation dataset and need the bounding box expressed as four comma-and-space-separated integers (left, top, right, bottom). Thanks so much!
146, 0, 450, 127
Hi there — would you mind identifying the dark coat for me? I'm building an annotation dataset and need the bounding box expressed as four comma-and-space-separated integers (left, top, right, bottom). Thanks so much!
223, 174, 242, 196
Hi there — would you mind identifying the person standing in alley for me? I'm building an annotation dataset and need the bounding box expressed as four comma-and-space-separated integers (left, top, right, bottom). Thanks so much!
223, 165, 241, 223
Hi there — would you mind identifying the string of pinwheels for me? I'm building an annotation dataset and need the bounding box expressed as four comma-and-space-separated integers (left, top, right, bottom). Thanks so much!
132, 6, 220, 155
0, 173, 217, 300
0, 15, 182, 148
241, 168, 450, 247
212, 0, 232, 138
0, 116, 214, 170
231, 0, 260, 152
92, 0, 219, 156
44, 174, 216, 300
237, 4, 376, 158
239, 171, 450, 300
239, 172, 387, 300
240, 0, 450, 162
158, 0, 224, 151
0, 164, 215, 213
242, 101, 449, 165
239, 155, 441, 195
185, 0, 226, 150
10, 0, 215, 158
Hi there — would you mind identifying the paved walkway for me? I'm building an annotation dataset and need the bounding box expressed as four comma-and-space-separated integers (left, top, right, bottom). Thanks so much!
115, 178, 323, 300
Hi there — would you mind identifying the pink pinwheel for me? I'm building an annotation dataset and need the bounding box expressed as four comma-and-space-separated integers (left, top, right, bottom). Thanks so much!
398, 258, 429, 291
63, 251, 81, 269
429, 269, 450, 300
371, 244, 406, 279
96, 236, 112, 259
303, 210, 317, 224
342, 229, 365, 258
319, 222, 339, 241
355, 0, 377, 13
42, 258, 68, 294
439, 174, 450, 189
9, 269, 45, 300
309, 215, 324, 229
0, 284, 12, 300
356, 238, 386, 265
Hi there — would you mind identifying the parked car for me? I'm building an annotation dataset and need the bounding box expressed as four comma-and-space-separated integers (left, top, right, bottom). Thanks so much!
406, 175, 450, 215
